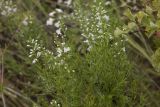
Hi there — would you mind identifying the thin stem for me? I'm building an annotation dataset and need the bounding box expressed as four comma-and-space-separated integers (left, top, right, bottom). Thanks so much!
1, 50, 4, 88
5, 87, 39, 106
0, 50, 6, 107
137, 29, 153, 55
1, 93, 6, 107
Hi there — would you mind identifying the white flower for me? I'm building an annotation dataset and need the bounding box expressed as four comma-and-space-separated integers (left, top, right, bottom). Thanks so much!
72, 70, 75, 72
49, 11, 56, 17
55, 8, 63, 13
12, 8, 17, 12
37, 52, 41, 57
122, 47, 126, 52
57, 48, 62, 57
61, 42, 65, 46
109, 35, 113, 39
29, 55, 32, 57
22, 20, 28, 26
64, 47, 70, 53
87, 46, 92, 51
104, 15, 109, 22
32, 59, 37, 64
54, 100, 57, 104
56, 28, 62, 35
22, 17, 29, 26
50, 101, 53, 105
0, 2, 17, 16
105, 1, 111, 6
46, 18, 54, 26
57, 104, 60, 107
1, 10, 7, 16
57, 48, 62, 53
54, 21, 60, 28
98, 29, 103, 34
83, 39, 89, 43
64, 0, 72, 6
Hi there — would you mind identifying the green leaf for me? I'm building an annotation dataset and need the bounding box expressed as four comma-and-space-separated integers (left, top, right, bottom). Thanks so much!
124, 9, 134, 21
152, 48, 160, 72
157, 11, 160, 18
156, 20, 160, 29
136, 11, 147, 23
152, 0, 160, 10
127, 22, 137, 30
150, 21, 158, 28
114, 27, 124, 36
145, 6, 153, 15
145, 21, 157, 35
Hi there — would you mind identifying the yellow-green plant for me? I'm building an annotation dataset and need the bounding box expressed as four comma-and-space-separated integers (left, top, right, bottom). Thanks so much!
114, 0, 160, 73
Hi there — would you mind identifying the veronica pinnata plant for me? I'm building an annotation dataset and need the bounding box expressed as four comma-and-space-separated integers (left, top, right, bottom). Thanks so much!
24, 0, 145, 107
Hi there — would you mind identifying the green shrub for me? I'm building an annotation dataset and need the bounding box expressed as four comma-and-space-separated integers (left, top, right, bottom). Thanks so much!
24, 0, 145, 106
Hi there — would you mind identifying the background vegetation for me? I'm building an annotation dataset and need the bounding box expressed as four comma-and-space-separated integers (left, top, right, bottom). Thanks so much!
0, 0, 160, 107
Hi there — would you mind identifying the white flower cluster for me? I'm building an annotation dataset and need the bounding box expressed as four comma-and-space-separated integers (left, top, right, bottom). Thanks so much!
27, 39, 52, 64
46, 0, 73, 36
27, 39, 72, 73
105, 1, 111, 6
56, 42, 71, 57
55, 42, 71, 72
113, 46, 126, 57
111, 39, 127, 57
50, 99, 60, 107
0, 0, 17, 16
73, 1, 110, 51
46, 8, 63, 26
45, 7, 73, 72
46, 8, 64, 36
57, 0, 72, 6
57, 46, 70, 57
46, 11, 71, 58
22, 16, 33, 26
